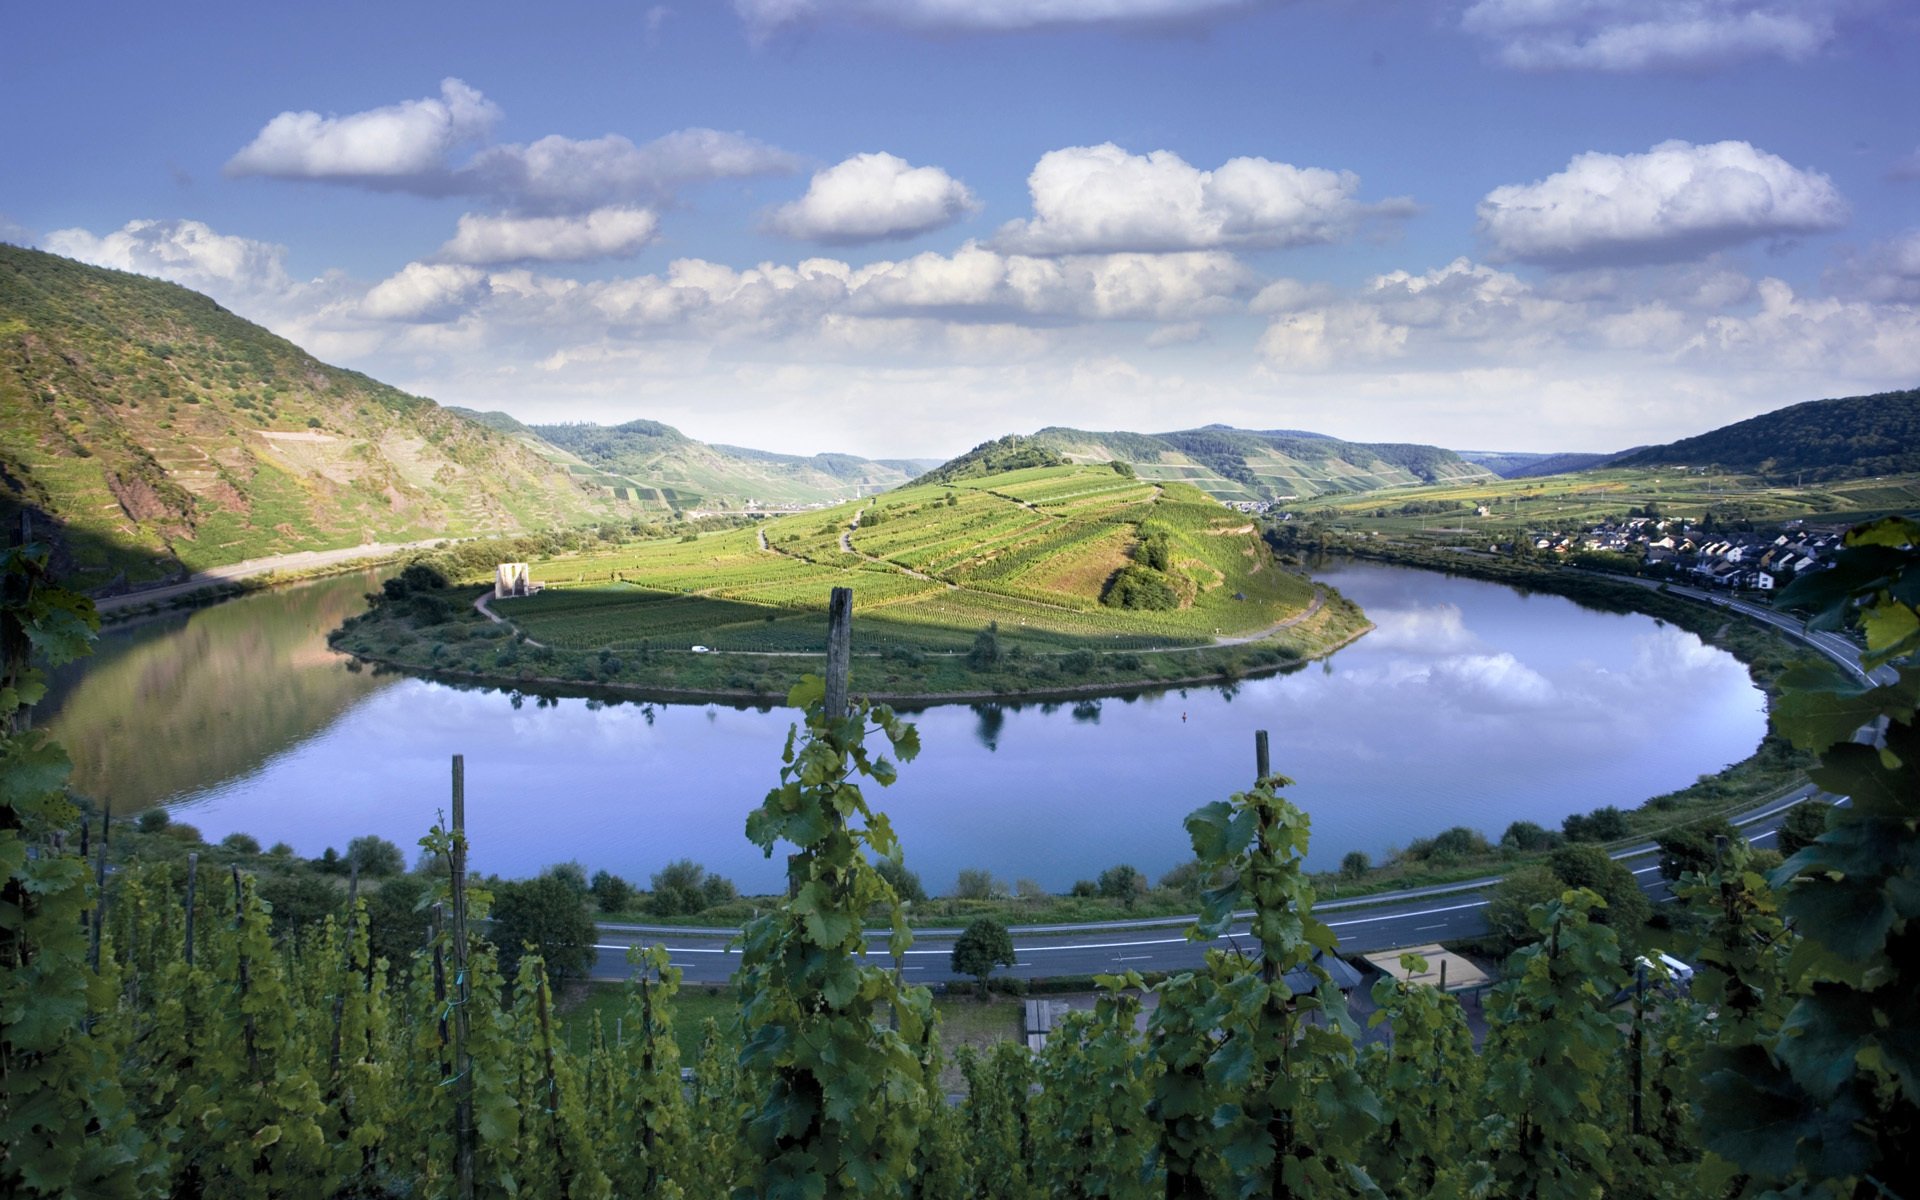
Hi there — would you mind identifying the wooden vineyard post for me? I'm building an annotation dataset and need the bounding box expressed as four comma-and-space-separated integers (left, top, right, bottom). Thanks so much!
451, 755, 475, 1200
1254, 730, 1278, 989
791, 586, 853, 899
824, 586, 852, 720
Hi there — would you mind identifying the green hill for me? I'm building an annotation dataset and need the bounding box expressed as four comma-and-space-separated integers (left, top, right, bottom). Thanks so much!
932, 425, 1499, 502
1611, 388, 1920, 481
339, 462, 1371, 697
0, 244, 621, 589
912, 433, 1070, 484
532, 419, 923, 509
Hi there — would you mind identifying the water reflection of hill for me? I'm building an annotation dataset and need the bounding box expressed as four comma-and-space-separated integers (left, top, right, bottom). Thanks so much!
45, 571, 395, 811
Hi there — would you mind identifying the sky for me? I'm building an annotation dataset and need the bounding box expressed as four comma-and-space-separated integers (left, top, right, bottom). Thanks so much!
4, 0, 1917, 460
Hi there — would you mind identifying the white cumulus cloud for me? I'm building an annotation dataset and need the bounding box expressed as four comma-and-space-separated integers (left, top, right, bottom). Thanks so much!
44, 218, 294, 298
438, 207, 659, 264
225, 82, 799, 210
1460, 0, 1847, 71
995, 143, 1390, 255
766, 152, 978, 244
226, 78, 499, 183
360, 262, 492, 322
465, 129, 801, 211
735, 0, 1265, 35
1478, 140, 1849, 265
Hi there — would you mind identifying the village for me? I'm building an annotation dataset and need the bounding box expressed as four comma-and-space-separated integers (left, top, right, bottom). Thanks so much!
1530, 515, 1846, 592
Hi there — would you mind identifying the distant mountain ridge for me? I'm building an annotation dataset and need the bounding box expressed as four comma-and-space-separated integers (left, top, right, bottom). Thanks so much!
527, 419, 935, 509
926, 425, 1499, 502
0, 244, 619, 589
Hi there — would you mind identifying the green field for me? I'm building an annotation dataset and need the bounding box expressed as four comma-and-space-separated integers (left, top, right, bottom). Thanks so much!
335, 464, 1372, 698
1293, 466, 1920, 543
504, 466, 1314, 655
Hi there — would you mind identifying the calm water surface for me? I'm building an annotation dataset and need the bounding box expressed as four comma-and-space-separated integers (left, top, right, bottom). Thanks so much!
45, 562, 1766, 892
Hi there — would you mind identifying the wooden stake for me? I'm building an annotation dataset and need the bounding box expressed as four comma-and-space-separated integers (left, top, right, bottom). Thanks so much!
824, 586, 852, 719
451, 755, 475, 1200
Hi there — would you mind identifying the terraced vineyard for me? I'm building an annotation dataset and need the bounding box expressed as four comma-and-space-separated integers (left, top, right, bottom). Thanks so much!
498, 464, 1317, 655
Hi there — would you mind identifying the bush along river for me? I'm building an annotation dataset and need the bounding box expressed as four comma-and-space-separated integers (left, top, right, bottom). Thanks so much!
44, 560, 1767, 893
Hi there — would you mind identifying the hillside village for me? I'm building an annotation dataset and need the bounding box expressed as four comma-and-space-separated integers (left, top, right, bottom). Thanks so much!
1534, 517, 1845, 591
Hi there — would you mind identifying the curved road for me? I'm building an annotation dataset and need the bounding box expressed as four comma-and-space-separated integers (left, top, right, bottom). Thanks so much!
578, 573, 1884, 986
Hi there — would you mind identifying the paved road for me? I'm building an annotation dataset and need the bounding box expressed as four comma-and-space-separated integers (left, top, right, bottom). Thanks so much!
587, 573, 1878, 987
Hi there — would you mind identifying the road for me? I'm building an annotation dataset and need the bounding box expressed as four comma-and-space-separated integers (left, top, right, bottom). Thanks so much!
584, 574, 1882, 987
585, 782, 1839, 985
94, 538, 448, 613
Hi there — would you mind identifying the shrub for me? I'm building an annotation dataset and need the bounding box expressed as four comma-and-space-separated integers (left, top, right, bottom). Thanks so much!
1776, 801, 1830, 858
1069, 879, 1097, 898
1655, 817, 1742, 881
136, 809, 171, 833
1340, 850, 1371, 880
1425, 826, 1490, 862
1500, 820, 1561, 852
649, 859, 735, 917
219, 832, 261, 855
346, 836, 405, 878
953, 867, 998, 900
1097, 864, 1146, 906
162, 822, 203, 844
1562, 804, 1630, 843
875, 858, 926, 904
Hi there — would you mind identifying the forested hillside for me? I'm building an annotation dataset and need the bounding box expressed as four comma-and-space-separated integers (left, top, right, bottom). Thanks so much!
999, 424, 1498, 502
1612, 388, 1920, 479
0, 245, 616, 589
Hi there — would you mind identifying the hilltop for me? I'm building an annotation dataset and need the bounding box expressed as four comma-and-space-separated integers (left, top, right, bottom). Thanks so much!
0, 244, 619, 589
927, 425, 1498, 503
1611, 388, 1920, 480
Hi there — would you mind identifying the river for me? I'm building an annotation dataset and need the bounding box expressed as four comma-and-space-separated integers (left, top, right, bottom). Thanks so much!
43, 561, 1766, 893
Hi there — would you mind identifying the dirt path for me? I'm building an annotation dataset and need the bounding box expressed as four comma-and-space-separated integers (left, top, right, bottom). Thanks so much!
1205, 587, 1326, 647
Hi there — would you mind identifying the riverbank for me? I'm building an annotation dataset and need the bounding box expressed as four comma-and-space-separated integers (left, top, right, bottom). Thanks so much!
331, 576, 1375, 705
91, 538, 447, 623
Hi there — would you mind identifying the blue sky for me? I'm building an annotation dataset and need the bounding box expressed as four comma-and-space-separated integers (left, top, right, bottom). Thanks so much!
5, 0, 1916, 458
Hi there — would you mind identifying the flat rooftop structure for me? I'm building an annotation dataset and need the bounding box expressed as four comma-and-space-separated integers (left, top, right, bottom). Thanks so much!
1362, 945, 1491, 992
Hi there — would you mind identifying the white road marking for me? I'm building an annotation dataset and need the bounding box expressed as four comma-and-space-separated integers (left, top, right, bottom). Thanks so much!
1326, 900, 1486, 928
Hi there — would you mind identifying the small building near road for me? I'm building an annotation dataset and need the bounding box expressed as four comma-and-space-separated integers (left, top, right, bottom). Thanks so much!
1362, 944, 1491, 993
495, 562, 541, 599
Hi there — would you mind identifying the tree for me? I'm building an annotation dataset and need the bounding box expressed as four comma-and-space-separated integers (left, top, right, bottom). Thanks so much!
1483, 865, 1565, 958
1500, 820, 1561, 852
1562, 804, 1630, 843
1096, 863, 1146, 906
951, 918, 1016, 998
1774, 800, 1829, 858
1548, 843, 1651, 940
1340, 850, 1371, 879
874, 857, 926, 904
648, 859, 733, 917
952, 867, 998, 900
966, 622, 1002, 670
489, 873, 596, 986
588, 869, 636, 914
1655, 816, 1741, 881
345, 835, 404, 878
